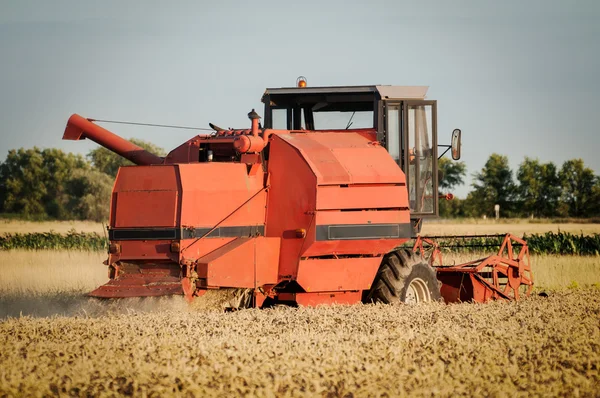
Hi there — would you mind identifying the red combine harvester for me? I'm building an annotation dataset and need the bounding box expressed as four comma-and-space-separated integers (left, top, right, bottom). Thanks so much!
63, 80, 533, 307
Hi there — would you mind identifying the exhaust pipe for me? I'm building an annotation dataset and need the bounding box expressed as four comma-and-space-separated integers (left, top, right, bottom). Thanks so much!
63, 114, 163, 166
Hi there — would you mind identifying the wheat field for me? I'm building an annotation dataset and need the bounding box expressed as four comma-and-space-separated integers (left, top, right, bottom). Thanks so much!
422, 220, 600, 236
1, 222, 600, 396
1, 250, 598, 303
0, 219, 106, 234
0, 291, 599, 396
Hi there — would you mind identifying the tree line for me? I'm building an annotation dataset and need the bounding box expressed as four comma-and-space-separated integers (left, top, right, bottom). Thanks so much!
439, 155, 600, 218
0, 142, 598, 221
0, 140, 165, 221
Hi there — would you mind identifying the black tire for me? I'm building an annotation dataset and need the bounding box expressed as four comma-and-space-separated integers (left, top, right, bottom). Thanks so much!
365, 249, 441, 304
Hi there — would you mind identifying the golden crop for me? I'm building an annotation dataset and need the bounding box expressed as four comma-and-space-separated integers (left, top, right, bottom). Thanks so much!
0, 290, 598, 397
1, 220, 599, 397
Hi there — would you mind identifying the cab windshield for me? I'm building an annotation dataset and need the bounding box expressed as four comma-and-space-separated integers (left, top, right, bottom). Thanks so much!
268, 99, 375, 130
312, 111, 373, 130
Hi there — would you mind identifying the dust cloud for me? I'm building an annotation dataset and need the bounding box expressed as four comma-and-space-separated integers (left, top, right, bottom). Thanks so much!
0, 289, 253, 319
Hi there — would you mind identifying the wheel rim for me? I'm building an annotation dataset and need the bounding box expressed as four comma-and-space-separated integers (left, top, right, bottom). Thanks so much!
405, 277, 432, 304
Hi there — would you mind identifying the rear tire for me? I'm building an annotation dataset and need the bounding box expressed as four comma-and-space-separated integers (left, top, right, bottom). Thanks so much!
366, 249, 441, 304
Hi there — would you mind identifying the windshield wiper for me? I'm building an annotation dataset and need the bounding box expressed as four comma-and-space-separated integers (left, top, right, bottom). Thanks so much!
345, 111, 356, 129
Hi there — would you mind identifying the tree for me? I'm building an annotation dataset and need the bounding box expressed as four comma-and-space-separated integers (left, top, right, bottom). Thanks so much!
65, 169, 113, 222
469, 154, 516, 217
88, 138, 166, 177
516, 158, 560, 218
439, 158, 467, 191
439, 197, 468, 218
558, 159, 597, 217
0, 148, 89, 219
591, 181, 600, 217
438, 158, 466, 217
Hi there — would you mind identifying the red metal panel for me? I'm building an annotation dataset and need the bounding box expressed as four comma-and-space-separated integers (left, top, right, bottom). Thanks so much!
437, 272, 497, 303
316, 185, 408, 210
265, 136, 317, 279
113, 165, 179, 192
279, 133, 350, 184
267, 133, 412, 280
111, 166, 180, 228
304, 239, 407, 257
278, 133, 406, 185
296, 257, 382, 292
114, 235, 239, 263
315, 209, 408, 226
331, 146, 405, 184
114, 191, 178, 227
304, 209, 410, 256
118, 240, 173, 260
164, 136, 202, 164
178, 163, 265, 227
196, 237, 280, 288
178, 237, 237, 262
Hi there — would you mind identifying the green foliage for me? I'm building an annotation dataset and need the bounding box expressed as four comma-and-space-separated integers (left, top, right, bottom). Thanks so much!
439, 197, 467, 218
0, 139, 165, 221
517, 158, 561, 218
558, 159, 597, 217
0, 230, 107, 251
87, 138, 166, 177
524, 231, 600, 255
65, 169, 113, 222
404, 232, 600, 256
591, 184, 600, 216
438, 158, 467, 218
439, 158, 467, 191
469, 154, 517, 217
443, 155, 599, 219
0, 148, 89, 219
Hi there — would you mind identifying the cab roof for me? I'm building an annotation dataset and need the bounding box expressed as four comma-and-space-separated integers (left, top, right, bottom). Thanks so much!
262, 85, 428, 102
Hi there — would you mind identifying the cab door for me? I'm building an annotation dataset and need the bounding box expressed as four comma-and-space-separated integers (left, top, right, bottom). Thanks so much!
383, 100, 438, 217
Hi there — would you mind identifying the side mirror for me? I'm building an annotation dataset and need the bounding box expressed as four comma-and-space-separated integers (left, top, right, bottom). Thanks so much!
451, 129, 461, 160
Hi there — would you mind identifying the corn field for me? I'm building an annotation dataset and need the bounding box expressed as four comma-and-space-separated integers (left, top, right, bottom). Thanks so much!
0, 230, 107, 251
1, 231, 599, 255
407, 232, 600, 256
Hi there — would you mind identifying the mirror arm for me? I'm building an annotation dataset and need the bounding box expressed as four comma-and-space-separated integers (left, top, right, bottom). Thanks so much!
437, 144, 451, 160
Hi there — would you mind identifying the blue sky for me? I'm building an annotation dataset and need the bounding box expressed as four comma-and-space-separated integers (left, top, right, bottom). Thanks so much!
1, 0, 598, 197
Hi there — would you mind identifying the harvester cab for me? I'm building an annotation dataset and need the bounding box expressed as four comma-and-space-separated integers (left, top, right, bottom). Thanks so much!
62, 80, 533, 308
262, 84, 461, 231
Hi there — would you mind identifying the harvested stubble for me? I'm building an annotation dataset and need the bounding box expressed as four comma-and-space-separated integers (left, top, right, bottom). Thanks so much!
0, 250, 107, 297
0, 220, 105, 235
422, 221, 600, 237
1, 290, 599, 396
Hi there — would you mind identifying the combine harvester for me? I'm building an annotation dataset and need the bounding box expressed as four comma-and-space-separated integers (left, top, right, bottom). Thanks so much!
62, 78, 533, 307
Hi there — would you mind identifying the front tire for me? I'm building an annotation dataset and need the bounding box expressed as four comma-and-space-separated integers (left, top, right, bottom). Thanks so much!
365, 249, 441, 304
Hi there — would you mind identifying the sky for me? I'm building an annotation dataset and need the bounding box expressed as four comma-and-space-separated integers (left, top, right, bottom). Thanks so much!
0, 0, 598, 197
